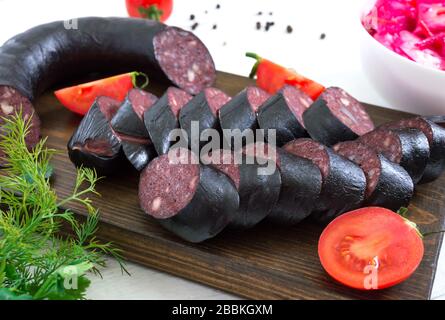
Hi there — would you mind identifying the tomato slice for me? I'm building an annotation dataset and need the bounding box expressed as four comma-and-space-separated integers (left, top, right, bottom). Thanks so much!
54, 72, 144, 116
318, 207, 424, 290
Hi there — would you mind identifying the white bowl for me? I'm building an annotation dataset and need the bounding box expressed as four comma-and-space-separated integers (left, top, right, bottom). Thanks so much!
359, 0, 445, 115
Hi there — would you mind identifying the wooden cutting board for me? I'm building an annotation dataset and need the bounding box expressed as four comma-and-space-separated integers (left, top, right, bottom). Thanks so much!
36, 71, 445, 300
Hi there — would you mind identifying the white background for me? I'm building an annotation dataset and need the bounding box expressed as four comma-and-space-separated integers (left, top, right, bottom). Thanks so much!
0, 0, 444, 299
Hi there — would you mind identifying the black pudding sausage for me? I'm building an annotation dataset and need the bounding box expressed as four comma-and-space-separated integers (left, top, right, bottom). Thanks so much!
139, 148, 239, 243
110, 88, 159, 171
0, 17, 216, 101
144, 87, 192, 155
358, 128, 430, 184
334, 140, 414, 211
219, 86, 270, 149
303, 87, 375, 146
68, 96, 124, 175
268, 148, 322, 225
179, 87, 231, 149
284, 138, 367, 224
257, 85, 312, 146
121, 141, 157, 172
204, 147, 281, 229
380, 117, 445, 184
111, 89, 158, 139
0, 86, 41, 166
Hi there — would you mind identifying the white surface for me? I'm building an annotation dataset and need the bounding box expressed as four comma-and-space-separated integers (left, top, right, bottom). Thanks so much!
0, 0, 443, 300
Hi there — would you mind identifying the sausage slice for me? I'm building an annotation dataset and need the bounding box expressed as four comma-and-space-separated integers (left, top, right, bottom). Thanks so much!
303, 87, 375, 146
139, 148, 239, 242
284, 138, 366, 223
334, 140, 414, 211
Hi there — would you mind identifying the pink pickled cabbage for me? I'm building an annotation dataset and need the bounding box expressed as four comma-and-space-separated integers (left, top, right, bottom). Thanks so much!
363, 0, 445, 70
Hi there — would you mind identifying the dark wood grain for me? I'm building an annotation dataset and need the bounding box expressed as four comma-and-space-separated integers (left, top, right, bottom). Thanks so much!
36, 72, 445, 300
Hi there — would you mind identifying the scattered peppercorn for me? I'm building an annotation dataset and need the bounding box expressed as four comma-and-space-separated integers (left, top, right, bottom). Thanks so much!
286, 25, 293, 34
256, 22, 262, 30
223, 41, 227, 46
257, 11, 263, 16
216, 4, 221, 9
190, 14, 195, 20
205, 10, 208, 14
265, 22, 275, 31
212, 24, 217, 30
191, 22, 199, 31
320, 33, 326, 40
269, 12, 273, 15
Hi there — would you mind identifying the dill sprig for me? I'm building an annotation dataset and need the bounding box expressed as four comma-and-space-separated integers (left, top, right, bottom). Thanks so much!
0, 113, 127, 300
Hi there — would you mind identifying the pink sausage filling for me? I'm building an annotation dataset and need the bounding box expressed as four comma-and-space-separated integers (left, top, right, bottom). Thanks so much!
139, 148, 200, 219
246, 86, 271, 112
128, 89, 158, 119
205, 87, 231, 116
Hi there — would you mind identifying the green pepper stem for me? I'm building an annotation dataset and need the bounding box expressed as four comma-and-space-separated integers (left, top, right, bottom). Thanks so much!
131, 72, 149, 89
245, 52, 262, 79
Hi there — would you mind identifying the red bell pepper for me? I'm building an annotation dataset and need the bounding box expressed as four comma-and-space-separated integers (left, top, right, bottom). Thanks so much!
246, 52, 325, 100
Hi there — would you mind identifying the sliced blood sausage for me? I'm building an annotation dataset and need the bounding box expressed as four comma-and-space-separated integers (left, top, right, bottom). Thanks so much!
204, 145, 281, 229
0, 86, 41, 167
358, 128, 430, 184
219, 86, 270, 149
121, 141, 157, 171
153, 27, 216, 95
333, 141, 414, 211
179, 87, 230, 148
111, 89, 158, 138
284, 138, 366, 223
139, 148, 239, 242
110, 88, 158, 170
114, 130, 155, 170
144, 87, 192, 155
202, 149, 241, 189
380, 117, 445, 184
268, 148, 322, 225
0, 18, 215, 101
68, 96, 124, 175
233, 159, 281, 228
303, 87, 375, 146
257, 85, 312, 146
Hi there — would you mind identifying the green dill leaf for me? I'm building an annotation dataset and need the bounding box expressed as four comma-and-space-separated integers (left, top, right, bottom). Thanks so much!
0, 113, 127, 300
43, 275, 91, 300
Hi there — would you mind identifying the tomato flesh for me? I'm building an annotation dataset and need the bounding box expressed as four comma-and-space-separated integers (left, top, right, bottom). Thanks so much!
318, 207, 424, 290
54, 73, 135, 116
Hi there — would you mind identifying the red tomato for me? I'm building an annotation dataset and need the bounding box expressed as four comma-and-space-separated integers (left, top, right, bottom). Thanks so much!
54, 72, 140, 116
246, 52, 325, 100
318, 207, 424, 290
126, 0, 173, 22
